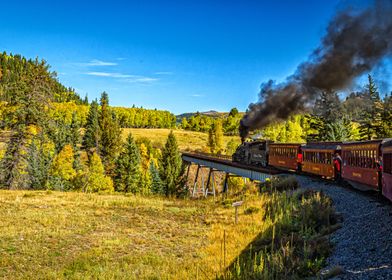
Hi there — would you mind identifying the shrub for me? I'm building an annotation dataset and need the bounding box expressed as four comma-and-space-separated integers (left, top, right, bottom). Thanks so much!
222, 189, 337, 279
259, 176, 299, 193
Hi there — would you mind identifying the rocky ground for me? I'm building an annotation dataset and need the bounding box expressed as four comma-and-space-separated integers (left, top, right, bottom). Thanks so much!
296, 175, 392, 280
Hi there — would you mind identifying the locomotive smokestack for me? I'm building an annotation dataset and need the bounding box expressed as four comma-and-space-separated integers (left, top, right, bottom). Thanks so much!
240, 0, 392, 139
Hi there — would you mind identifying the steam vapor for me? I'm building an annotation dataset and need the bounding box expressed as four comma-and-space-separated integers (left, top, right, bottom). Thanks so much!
240, 0, 392, 140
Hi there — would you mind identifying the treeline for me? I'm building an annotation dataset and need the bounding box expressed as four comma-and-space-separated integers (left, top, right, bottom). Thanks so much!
49, 102, 176, 129
261, 75, 392, 142
0, 53, 185, 196
0, 51, 87, 104
113, 107, 176, 128
180, 108, 242, 135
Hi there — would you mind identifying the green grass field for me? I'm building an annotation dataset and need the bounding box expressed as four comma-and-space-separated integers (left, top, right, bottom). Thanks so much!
0, 191, 266, 279
122, 128, 241, 152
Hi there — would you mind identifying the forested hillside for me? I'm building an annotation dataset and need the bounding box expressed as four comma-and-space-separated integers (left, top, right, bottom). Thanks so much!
0, 52, 182, 194
0, 52, 87, 104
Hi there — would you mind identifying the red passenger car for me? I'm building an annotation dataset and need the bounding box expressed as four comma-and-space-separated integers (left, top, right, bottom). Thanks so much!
268, 143, 302, 171
302, 142, 341, 178
382, 139, 392, 201
341, 140, 385, 190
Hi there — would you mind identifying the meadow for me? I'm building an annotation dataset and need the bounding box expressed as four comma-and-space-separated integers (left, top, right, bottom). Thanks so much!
122, 128, 241, 152
0, 177, 337, 279
0, 190, 267, 279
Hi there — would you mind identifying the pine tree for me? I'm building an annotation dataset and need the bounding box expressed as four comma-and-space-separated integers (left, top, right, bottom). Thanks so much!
26, 133, 54, 190
149, 161, 163, 194
0, 59, 52, 189
83, 100, 100, 153
325, 118, 352, 141
69, 112, 81, 151
114, 133, 141, 193
382, 93, 392, 137
311, 90, 343, 140
359, 75, 384, 140
159, 131, 184, 197
48, 144, 76, 190
99, 92, 122, 175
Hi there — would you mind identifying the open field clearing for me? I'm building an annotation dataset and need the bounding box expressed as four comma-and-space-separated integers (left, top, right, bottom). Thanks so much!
0, 190, 267, 279
0, 177, 338, 279
122, 128, 241, 152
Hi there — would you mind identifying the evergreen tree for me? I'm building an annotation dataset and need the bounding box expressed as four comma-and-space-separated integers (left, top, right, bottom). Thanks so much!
310, 90, 343, 140
69, 112, 81, 151
0, 59, 52, 189
83, 100, 100, 153
228, 107, 239, 117
99, 92, 122, 175
149, 161, 163, 194
26, 133, 54, 190
382, 93, 392, 137
359, 75, 384, 140
314, 90, 342, 122
114, 133, 141, 193
325, 118, 352, 141
159, 131, 184, 197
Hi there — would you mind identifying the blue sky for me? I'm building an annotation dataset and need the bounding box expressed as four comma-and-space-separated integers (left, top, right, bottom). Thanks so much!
0, 0, 346, 114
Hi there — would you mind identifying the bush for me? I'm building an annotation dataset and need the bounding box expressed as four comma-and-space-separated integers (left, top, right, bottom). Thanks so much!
244, 206, 259, 215
259, 176, 299, 193
223, 189, 337, 279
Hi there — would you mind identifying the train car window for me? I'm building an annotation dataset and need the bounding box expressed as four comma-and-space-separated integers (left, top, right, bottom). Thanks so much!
385, 154, 392, 174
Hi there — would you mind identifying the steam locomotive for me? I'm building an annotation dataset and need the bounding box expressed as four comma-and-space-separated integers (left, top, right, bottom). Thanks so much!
233, 139, 392, 202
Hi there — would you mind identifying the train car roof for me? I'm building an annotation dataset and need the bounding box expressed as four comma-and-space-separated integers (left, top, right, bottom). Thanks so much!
381, 139, 392, 149
341, 139, 392, 146
302, 142, 342, 151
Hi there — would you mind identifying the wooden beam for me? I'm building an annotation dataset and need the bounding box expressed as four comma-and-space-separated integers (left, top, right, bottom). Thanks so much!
192, 164, 200, 197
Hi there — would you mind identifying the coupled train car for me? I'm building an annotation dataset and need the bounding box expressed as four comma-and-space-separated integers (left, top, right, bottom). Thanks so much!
232, 139, 392, 202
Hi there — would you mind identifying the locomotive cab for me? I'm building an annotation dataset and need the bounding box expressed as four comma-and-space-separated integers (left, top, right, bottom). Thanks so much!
232, 140, 271, 167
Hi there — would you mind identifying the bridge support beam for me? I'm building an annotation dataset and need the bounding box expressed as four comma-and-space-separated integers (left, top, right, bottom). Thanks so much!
223, 172, 229, 194
205, 168, 216, 198
192, 164, 200, 197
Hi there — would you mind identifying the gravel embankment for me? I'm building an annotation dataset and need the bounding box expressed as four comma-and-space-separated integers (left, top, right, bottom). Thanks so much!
296, 175, 392, 280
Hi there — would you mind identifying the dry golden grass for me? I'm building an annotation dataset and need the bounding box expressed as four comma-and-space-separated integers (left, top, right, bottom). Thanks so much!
122, 128, 241, 152
0, 190, 266, 279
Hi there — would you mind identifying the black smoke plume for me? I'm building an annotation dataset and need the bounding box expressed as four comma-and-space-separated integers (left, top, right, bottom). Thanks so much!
240, 0, 392, 140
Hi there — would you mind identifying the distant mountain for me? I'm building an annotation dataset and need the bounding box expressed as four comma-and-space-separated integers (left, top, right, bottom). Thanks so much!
176, 110, 227, 122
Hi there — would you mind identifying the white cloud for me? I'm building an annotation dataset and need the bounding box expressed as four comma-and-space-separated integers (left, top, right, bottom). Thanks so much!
85, 72, 158, 83
85, 72, 133, 78
191, 94, 204, 97
155, 71, 173, 75
79, 59, 118, 66
125, 77, 159, 83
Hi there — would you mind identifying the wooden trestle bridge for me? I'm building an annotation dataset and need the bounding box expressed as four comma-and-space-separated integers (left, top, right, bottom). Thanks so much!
181, 152, 281, 197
